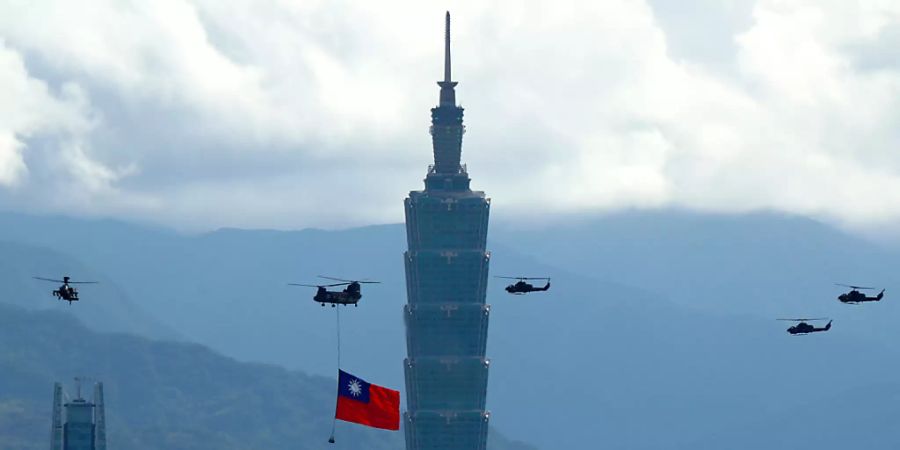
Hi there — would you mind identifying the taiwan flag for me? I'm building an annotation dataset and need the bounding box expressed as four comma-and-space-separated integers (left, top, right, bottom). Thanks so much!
335, 370, 400, 431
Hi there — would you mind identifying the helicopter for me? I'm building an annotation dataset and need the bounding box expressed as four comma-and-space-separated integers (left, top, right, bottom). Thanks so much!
836, 284, 885, 304
288, 276, 380, 307
496, 276, 551, 295
32, 276, 98, 304
777, 318, 832, 335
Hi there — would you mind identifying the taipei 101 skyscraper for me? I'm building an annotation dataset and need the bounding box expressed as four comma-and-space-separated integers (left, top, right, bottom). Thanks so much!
403, 12, 492, 450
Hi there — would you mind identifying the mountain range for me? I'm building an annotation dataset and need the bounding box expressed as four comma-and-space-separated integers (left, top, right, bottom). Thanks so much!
1, 210, 899, 449
0, 303, 535, 450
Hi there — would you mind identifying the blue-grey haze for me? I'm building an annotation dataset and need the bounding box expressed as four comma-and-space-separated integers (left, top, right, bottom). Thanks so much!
1, 210, 900, 449
0, 303, 534, 450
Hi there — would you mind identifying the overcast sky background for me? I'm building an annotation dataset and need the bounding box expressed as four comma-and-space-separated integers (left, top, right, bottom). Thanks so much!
0, 0, 899, 236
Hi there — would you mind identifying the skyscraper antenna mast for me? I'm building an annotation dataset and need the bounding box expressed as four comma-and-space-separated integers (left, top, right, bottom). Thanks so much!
444, 11, 451, 83
437, 11, 458, 107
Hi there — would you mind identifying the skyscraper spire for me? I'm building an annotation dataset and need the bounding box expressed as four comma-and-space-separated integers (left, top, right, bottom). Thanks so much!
444, 11, 451, 83
437, 11, 458, 107
429, 11, 465, 177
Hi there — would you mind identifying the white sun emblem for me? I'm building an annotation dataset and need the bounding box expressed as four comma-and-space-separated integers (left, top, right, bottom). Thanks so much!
347, 379, 363, 397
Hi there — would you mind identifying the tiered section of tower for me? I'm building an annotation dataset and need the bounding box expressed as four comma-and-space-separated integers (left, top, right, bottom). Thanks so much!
403, 12, 491, 450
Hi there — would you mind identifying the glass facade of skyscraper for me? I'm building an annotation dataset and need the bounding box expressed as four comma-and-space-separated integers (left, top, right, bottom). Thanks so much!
63, 400, 96, 450
51, 381, 106, 450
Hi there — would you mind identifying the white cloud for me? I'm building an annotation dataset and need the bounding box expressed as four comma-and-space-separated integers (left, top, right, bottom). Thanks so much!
0, 133, 26, 185
0, 0, 898, 235
0, 39, 98, 188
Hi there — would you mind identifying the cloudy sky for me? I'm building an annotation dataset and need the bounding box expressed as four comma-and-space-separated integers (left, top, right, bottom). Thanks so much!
0, 0, 899, 234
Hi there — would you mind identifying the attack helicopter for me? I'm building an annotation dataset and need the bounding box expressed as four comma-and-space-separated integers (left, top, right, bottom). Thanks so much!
836, 284, 885, 304
496, 276, 551, 295
778, 318, 832, 335
289, 276, 380, 307
32, 276, 98, 304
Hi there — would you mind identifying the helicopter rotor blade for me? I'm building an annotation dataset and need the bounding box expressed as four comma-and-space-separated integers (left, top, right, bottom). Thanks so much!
317, 275, 380, 284
288, 282, 349, 288
68, 281, 98, 284
777, 318, 829, 321
835, 283, 876, 290
317, 275, 354, 283
33, 277, 65, 283
494, 276, 551, 280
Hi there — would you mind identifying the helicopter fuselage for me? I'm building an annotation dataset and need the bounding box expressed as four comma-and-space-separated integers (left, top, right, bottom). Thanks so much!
313, 283, 363, 307
838, 289, 884, 304
53, 284, 79, 303
505, 281, 551, 295
787, 321, 831, 335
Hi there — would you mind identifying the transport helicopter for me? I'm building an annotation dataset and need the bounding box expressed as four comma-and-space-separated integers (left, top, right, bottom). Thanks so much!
32, 276, 98, 304
496, 276, 551, 295
289, 276, 380, 307
836, 284, 885, 304
777, 318, 832, 335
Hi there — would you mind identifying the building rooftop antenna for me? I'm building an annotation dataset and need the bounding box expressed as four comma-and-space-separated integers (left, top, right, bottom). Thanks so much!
437, 11, 458, 107
444, 11, 452, 83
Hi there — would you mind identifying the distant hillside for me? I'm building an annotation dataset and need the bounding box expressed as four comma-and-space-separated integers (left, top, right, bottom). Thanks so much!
0, 240, 179, 340
3, 211, 900, 448
0, 304, 536, 450
495, 210, 900, 321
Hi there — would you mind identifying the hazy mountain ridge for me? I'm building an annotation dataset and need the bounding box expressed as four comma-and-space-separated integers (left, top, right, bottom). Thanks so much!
0, 304, 537, 450
495, 211, 900, 319
2, 211, 900, 448
0, 239, 179, 340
